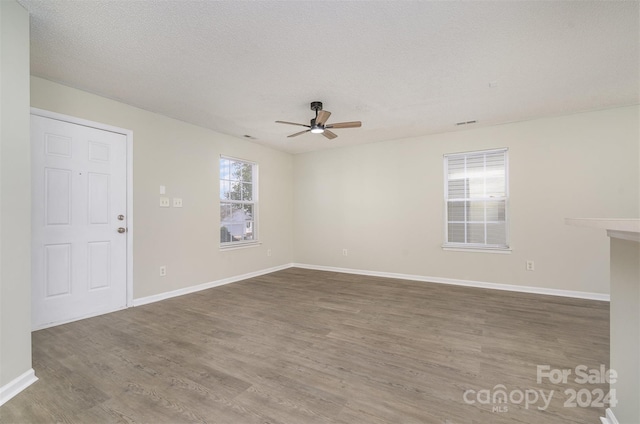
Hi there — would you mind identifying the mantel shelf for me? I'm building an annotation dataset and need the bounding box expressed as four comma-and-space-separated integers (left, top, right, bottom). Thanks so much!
565, 218, 640, 243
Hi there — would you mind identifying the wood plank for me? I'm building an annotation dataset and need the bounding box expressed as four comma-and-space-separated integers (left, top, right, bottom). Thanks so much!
0, 268, 609, 423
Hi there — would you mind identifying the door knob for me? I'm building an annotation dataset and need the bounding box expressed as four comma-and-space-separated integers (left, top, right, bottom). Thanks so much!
117, 227, 126, 233
117, 215, 125, 221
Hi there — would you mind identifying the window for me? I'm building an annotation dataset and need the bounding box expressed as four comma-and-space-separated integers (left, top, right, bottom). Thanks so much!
444, 148, 508, 250
219, 156, 257, 247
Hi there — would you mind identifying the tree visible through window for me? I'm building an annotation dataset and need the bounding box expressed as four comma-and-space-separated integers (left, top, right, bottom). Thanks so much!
220, 157, 257, 246
444, 148, 509, 249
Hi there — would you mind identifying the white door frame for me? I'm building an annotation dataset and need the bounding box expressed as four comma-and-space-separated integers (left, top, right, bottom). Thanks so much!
31, 107, 134, 308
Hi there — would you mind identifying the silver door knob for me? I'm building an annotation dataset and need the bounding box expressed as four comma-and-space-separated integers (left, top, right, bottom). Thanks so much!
117, 215, 125, 221
117, 227, 126, 233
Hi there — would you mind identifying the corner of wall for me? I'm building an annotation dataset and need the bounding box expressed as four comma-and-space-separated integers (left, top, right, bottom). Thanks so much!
0, 0, 34, 393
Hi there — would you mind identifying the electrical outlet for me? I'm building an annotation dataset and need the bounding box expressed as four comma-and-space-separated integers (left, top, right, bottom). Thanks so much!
160, 197, 170, 207
343, 249, 348, 256
267, 249, 272, 257
159, 266, 167, 277
526, 260, 535, 271
173, 198, 183, 208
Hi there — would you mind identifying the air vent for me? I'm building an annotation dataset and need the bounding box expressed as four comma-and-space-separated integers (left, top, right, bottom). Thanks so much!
455, 120, 477, 126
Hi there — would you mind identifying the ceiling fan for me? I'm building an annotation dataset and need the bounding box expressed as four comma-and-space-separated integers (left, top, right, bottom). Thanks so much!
276, 101, 362, 140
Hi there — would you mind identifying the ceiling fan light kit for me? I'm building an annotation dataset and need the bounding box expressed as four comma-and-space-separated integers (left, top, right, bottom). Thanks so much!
276, 101, 362, 140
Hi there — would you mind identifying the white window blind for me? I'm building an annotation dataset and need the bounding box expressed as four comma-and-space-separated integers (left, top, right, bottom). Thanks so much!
444, 148, 508, 249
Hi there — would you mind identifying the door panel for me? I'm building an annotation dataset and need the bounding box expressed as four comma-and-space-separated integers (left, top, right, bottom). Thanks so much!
44, 243, 71, 297
32, 115, 127, 328
88, 172, 110, 224
88, 241, 111, 290
45, 168, 72, 225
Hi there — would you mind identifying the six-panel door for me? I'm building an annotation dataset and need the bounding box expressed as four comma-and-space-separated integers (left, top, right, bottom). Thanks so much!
31, 115, 127, 329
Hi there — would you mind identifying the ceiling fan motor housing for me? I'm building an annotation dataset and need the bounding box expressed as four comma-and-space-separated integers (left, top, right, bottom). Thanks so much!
310, 101, 323, 111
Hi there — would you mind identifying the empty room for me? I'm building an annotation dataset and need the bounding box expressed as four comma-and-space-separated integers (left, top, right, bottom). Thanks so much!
1, 1, 639, 423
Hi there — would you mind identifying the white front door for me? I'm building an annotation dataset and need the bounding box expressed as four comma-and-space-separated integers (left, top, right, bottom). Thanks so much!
31, 114, 128, 329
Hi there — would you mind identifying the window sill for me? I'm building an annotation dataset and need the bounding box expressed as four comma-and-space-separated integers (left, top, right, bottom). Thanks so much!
442, 245, 512, 254
220, 241, 262, 251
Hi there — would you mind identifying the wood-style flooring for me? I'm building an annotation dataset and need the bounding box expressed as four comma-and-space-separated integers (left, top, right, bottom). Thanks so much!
0, 268, 610, 423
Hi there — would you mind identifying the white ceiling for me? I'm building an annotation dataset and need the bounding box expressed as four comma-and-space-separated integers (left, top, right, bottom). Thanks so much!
18, 0, 640, 154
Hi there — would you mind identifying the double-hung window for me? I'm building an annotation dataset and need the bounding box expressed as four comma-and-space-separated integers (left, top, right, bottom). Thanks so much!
219, 156, 257, 247
444, 148, 509, 250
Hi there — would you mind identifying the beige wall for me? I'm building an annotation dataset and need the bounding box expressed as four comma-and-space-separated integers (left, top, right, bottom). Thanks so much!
0, 0, 32, 386
25, 79, 640, 300
31, 77, 294, 300
293, 106, 639, 295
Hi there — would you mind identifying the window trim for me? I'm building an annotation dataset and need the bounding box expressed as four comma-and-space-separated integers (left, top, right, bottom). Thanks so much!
442, 148, 510, 252
219, 155, 259, 249
442, 246, 512, 254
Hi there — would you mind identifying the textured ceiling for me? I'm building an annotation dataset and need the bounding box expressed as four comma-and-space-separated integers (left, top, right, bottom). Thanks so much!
18, 0, 640, 154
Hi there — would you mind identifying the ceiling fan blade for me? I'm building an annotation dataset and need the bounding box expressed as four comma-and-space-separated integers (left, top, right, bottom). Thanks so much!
326, 121, 362, 129
322, 130, 338, 140
288, 129, 311, 138
276, 120, 310, 128
316, 110, 331, 126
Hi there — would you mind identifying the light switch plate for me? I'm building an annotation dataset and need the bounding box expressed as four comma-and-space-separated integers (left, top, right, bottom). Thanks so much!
173, 198, 183, 208
160, 197, 170, 207
160, 185, 166, 195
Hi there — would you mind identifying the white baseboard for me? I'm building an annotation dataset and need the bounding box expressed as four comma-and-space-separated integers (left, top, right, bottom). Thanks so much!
0, 368, 38, 407
133, 261, 609, 307
600, 408, 619, 424
292, 263, 610, 301
133, 263, 293, 307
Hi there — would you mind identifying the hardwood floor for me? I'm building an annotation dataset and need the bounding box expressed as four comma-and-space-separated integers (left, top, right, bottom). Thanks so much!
1, 268, 609, 423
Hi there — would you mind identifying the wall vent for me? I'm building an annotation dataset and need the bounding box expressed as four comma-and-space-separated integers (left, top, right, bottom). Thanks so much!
455, 120, 477, 126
